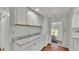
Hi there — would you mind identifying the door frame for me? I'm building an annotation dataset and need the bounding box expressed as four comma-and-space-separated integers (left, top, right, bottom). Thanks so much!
51, 22, 63, 45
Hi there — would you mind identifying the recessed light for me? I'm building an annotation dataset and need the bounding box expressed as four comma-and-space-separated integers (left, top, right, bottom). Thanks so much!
35, 8, 40, 11
27, 11, 31, 14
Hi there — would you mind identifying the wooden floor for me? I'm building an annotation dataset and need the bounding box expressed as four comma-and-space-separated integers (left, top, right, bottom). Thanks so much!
41, 44, 69, 51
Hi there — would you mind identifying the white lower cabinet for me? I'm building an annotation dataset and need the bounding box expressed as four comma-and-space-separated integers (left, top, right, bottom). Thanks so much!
13, 37, 47, 51
73, 39, 79, 51
13, 43, 21, 51
29, 39, 48, 51
36, 40, 43, 51
30, 43, 38, 51
13, 40, 47, 51
20, 44, 30, 51
30, 41, 43, 51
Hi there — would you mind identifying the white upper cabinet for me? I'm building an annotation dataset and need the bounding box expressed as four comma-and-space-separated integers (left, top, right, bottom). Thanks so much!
73, 39, 79, 51
72, 8, 79, 28
72, 15, 79, 28
14, 7, 26, 25
14, 7, 42, 26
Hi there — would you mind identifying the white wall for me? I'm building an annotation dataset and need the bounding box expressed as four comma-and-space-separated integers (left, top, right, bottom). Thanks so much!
66, 14, 73, 50
41, 17, 51, 45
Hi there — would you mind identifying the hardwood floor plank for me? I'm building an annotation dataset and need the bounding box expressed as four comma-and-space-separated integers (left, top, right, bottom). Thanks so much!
42, 44, 69, 51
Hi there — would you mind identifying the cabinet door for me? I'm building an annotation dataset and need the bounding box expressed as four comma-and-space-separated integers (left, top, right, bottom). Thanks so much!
26, 10, 41, 26
21, 45, 30, 51
74, 39, 79, 51
35, 41, 42, 51
77, 40, 79, 50
30, 43, 37, 51
14, 7, 42, 26
37, 41, 44, 50
72, 15, 79, 28
74, 39, 77, 51
14, 7, 26, 24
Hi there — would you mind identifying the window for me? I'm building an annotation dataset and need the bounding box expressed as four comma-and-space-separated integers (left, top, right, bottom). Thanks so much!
51, 28, 59, 37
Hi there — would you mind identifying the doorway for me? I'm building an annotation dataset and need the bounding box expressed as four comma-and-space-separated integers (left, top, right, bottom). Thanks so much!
51, 22, 63, 46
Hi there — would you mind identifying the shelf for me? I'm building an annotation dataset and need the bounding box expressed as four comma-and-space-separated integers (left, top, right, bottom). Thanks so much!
15, 24, 42, 28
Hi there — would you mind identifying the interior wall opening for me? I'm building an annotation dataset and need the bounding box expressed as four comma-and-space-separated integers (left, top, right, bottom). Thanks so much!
51, 22, 63, 46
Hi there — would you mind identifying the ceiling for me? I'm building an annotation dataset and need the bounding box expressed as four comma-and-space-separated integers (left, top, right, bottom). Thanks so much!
30, 7, 75, 18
